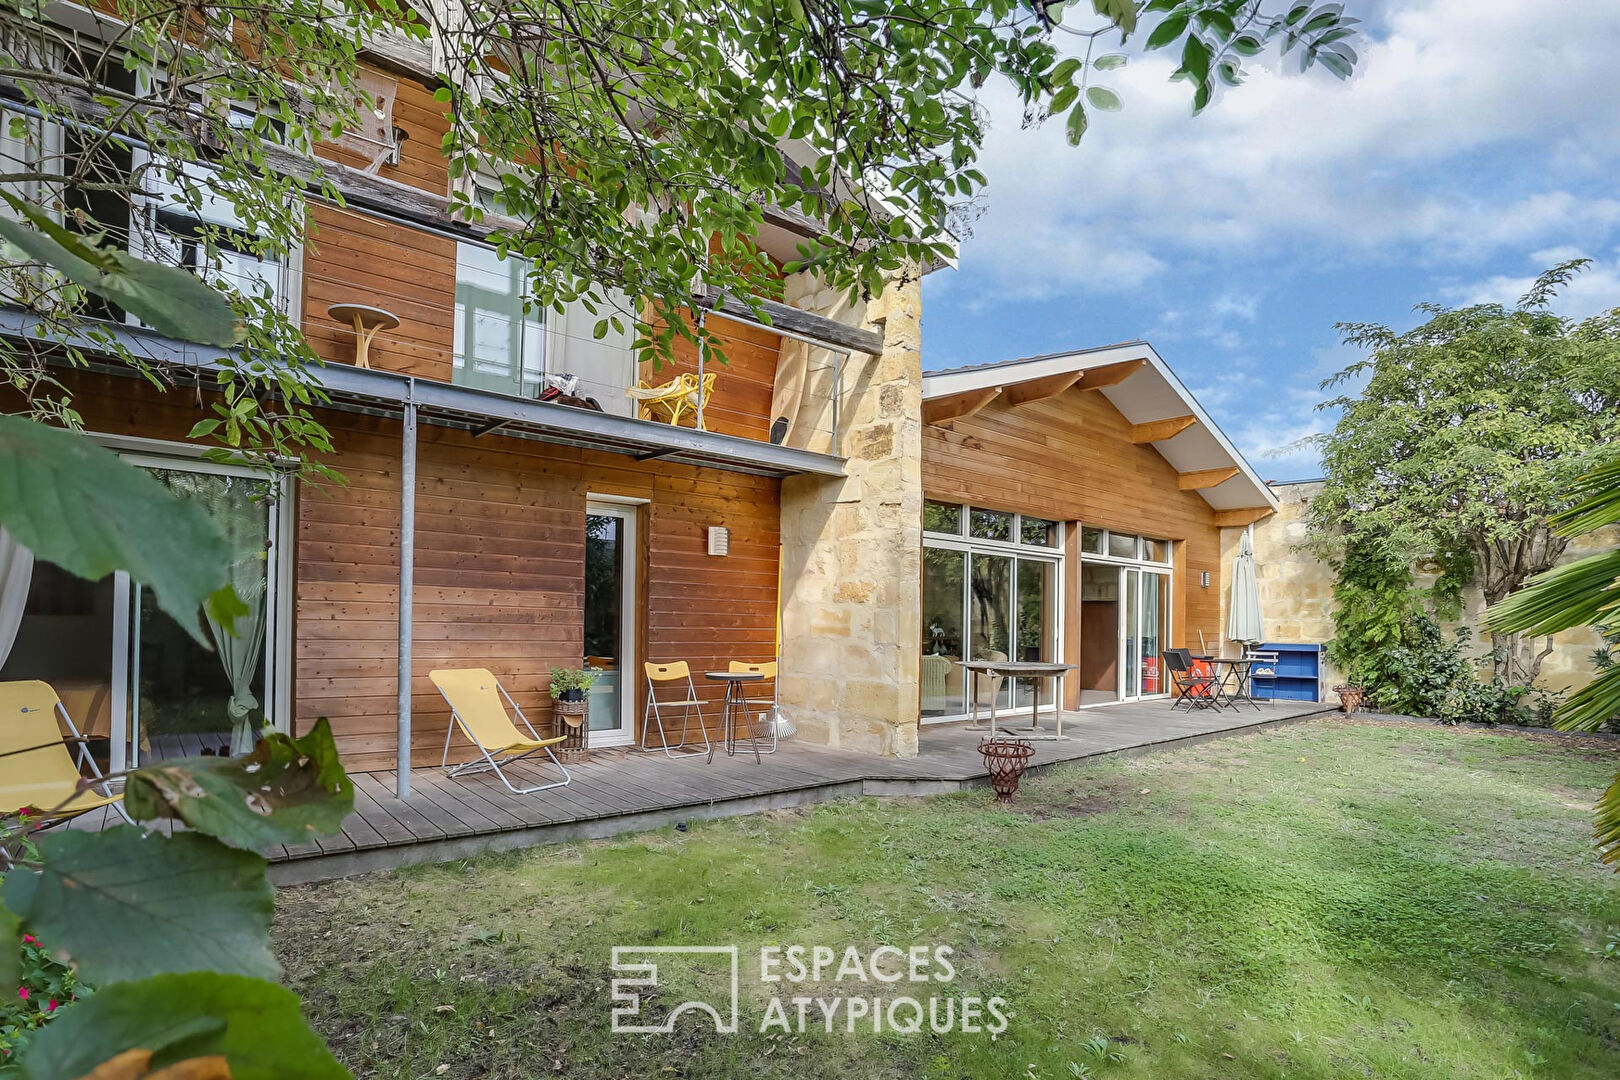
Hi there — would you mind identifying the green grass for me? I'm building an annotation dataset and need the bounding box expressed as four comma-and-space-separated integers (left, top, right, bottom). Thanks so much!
275, 719, 1620, 1079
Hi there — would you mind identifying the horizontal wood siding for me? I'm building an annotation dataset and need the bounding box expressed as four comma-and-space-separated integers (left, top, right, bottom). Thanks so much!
922, 388, 1225, 667
26, 372, 780, 774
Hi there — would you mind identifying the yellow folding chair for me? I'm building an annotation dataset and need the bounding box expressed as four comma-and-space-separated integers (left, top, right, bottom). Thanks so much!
641, 661, 710, 759
0, 680, 130, 836
429, 669, 572, 795
728, 661, 780, 754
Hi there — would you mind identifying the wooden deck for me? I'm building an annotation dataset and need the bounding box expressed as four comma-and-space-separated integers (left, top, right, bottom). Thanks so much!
70, 699, 1329, 883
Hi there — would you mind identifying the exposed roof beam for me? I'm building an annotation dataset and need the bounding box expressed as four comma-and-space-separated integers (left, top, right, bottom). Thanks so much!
1072, 357, 1147, 391
924, 387, 1001, 427
1001, 369, 1087, 407
1178, 466, 1240, 491
1130, 414, 1197, 444
697, 288, 883, 356
1213, 507, 1275, 527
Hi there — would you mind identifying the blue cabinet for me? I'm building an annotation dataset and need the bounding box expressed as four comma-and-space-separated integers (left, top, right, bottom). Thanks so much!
1250, 642, 1322, 702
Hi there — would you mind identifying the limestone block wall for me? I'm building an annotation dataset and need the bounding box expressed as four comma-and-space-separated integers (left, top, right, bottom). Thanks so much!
777, 270, 923, 757
1220, 479, 1617, 698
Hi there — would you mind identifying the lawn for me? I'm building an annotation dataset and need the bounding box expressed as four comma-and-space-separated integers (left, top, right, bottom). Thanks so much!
276, 719, 1620, 1079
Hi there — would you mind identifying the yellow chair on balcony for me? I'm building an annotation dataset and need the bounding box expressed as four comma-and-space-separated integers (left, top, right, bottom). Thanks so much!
626, 371, 719, 429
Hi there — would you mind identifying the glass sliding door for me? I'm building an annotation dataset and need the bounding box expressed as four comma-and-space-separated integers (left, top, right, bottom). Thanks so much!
1141, 571, 1166, 696
967, 552, 1013, 714
584, 502, 636, 746
1078, 533, 1174, 707
1012, 558, 1056, 710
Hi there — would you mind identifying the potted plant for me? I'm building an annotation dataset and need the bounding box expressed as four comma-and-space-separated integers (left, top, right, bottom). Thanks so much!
549, 667, 599, 717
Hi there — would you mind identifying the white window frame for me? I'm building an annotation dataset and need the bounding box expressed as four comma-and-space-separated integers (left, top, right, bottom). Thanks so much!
1077, 526, 1175, 707
98, 434, 296, 771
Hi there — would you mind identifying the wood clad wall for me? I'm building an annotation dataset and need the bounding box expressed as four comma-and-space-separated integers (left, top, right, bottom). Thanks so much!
921, 387, 1225, 675
299, 414, 781, 772
34, 373, 781, 773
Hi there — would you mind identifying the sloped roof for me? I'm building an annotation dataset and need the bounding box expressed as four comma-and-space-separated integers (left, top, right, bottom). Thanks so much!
922, 341, 1279, 516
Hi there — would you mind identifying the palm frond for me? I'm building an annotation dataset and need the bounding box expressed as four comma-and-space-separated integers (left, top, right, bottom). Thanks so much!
1598, 773, 1620, 870
1551, 458, 1620, 536
1551, 663, 1620, 734
1485, 549, 1620, 636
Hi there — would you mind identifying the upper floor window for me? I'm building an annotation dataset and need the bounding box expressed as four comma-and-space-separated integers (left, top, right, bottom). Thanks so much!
1080, 528, 1171, 565
924, 502, 1063, 550
452, 241, 545, 397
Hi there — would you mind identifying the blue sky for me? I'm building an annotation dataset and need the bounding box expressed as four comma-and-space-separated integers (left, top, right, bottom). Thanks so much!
920, 0, 1620, 481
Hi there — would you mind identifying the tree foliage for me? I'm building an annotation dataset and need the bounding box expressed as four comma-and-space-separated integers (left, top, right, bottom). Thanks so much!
1309, 261, 1620, 687
1, 0, 1359, 426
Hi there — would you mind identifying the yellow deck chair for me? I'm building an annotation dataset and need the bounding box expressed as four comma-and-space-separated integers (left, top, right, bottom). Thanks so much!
0, 680, 129, 830
626, 371, 719, 429
429, 669, 572, 795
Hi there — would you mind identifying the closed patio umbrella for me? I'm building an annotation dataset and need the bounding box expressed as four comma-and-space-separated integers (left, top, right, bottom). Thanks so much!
1226, 525, 1264, 645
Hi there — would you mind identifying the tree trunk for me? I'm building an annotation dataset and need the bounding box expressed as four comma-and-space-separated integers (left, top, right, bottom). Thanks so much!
1474, 523, 1569, 686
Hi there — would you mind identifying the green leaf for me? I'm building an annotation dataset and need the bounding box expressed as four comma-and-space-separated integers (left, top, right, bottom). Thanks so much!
18, 973, 350, 1080
0, 415, 232, 645
1090, 0, 1137, 36
1050, 57, 1082, 84
1049, 84, 1079, 114
1086, 86, 1123, 111
0, 904, 18, 991
124, 718, 355, 850
1092, 53, 1128, 71
0, 827, 277, 985
0, 196, 243, 347
1232, 35, 1264, 56
1146, 12, 1189, 50
1064, 101, 1089, 145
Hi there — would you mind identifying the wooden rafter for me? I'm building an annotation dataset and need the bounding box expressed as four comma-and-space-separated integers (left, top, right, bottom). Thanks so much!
923, 387, 1002, 426
1178, 466, 1240, 491
1072, 358, 1147, 391
1002, 370, 1087, 407
1130, 414, 1197, 444
1212, 507, 1275, 528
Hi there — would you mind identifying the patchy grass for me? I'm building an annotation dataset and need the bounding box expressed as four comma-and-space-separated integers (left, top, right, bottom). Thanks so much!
276, 718, 1620, 1079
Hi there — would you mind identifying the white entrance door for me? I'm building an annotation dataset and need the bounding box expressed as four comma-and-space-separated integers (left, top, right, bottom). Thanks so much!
584, 501, 637, 746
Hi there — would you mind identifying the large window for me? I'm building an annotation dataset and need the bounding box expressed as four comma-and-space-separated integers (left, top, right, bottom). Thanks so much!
453, 241, 546, 397
921, 502, 1063, 721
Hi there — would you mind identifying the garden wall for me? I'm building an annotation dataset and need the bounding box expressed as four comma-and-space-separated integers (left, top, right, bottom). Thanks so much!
1219, 480, 1617, 699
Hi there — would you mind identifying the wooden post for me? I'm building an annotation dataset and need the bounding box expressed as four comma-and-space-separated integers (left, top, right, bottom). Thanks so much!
397, 388, 417, 798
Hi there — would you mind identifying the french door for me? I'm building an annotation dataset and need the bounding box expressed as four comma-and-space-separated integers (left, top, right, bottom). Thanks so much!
583, 500, 637, 746
1082, 564, 1170, 705
109, 453, 290, 771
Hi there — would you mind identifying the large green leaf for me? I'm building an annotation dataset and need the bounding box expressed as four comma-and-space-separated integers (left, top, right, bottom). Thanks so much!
18, 973, 350, 1080
0, 196, 244, 347
124, 718, 355, 850
0, 828, 276, 985
0, 416, 233, 644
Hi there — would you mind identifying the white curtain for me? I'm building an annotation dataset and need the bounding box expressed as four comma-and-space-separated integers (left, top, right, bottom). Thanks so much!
207, 560, 267, 756
0, 529, 33, 671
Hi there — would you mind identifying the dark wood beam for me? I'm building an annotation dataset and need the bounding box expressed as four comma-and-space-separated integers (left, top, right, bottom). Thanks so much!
1130, 414, 1198, 443
1178, 466, 1241, 491
1002, 369, 1087, 407
1213, 507, 1275, 528
923, 387, 1001, 426
698, 288, 884, 356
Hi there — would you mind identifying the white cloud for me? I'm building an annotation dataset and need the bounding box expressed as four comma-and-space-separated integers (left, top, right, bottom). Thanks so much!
1439, 247, 1620, 315
956, 0, 1620, 298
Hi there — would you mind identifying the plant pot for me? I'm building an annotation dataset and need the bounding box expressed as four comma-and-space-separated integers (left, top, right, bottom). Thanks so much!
1332, 684, 1365, 717
978, 738, 1037, 803
554, 698, 588, 717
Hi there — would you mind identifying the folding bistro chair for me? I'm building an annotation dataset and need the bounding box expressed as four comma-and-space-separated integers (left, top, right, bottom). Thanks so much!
728, 660, 779, 754
641, 662, 710, 759
0, 681, 131, 860
1163, 650, 1217, 712
429, 669, 572, 795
